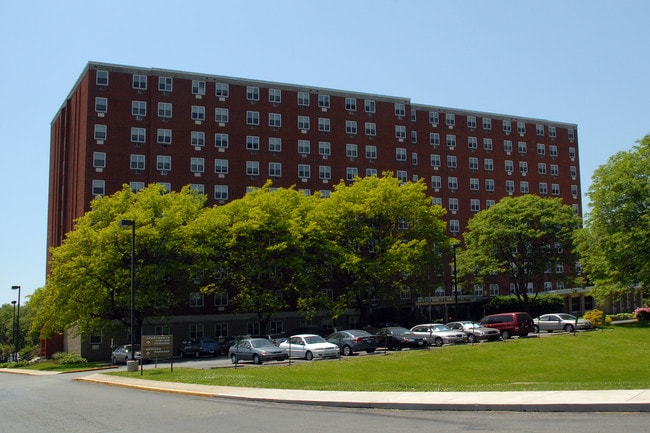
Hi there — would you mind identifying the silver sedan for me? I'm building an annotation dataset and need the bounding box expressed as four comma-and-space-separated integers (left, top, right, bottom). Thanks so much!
533, 313, 593, 333
446, 321, 501, 343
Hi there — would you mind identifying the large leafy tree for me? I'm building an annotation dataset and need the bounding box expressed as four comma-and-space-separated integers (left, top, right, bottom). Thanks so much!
310, 173, 449, 325
32, 184, 207, 340
458, 194, 581, 309
575, 135, 650, 302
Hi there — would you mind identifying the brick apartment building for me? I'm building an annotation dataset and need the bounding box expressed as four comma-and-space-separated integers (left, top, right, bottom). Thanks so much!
48, 62, 589, 360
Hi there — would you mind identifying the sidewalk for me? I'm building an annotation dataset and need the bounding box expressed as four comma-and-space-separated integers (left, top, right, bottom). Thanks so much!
75, 373, 650, 412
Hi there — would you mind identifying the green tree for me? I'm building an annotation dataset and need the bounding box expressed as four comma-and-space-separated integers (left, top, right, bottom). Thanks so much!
575, 134, 650, 303
310, 174, 449, 325
32, 184, 207, 340
458, 195, 581, 310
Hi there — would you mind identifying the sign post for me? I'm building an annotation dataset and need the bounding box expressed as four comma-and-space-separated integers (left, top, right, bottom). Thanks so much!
141, 335, 174, 374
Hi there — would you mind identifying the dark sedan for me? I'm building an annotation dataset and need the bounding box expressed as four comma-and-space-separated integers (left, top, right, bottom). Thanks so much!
326, 329, 378, 356
375, 326, 428, 351
228, 338, 289, 364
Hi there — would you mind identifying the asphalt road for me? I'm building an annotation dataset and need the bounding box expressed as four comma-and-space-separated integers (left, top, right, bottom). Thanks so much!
2, 370, 650, 433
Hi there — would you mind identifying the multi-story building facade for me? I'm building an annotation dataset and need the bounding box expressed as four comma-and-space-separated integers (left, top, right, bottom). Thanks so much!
49, 62, 587, 359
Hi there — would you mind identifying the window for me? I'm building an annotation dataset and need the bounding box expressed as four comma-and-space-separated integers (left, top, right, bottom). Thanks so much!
246, 86, 259, 101
571, 184, 578, 197
484, 158, 494, 171
447, 155, 457, 168
503, 120, 512, 134
318, 141, 331, 157
431, 176, 442, 189
95, 97, 107, 114
539, 182, 548, 195
297, 92, 309, 106
132, 74, 147, 90
131, 127, 146, 144
191, 131, 205, 147
246, 111, 260, 126
411, 152, 418, 165
214, 185, 228, 200
517, 121, 526, 135
503, 140, 513, 153
568, 129, 575, 141
536, 124, 545, 136
365, 122, 376, 137
485, 179, 495, 192
319, 165, 331, 180
394, 103, 406, 117
551, 184, 560, 196
298, 164, 311, 178
430, 154, 441, 168
157, 155, 171, 172
215, 108, 229, 123
569, 147, 576, 159
269, 113, 282, 128
469, 178, 479, 191
269, 88, 281, 104
469, 157, 479, 170
130, 154, 145, 170
518, 141, 527, 154
506, 180, 515, 194
189, 184, 203, 194
467, 116, 477, 129
157, 129, 172, 145
365, 99, 376, 113
505, 160, 514, 173
298, 139, 310, 155
190, 157, 204, 173
96, 70, 108, 86
430, 133, 440, 146
445, 113, 455, 127
519, 161, 528, 174
448, 198, 459, 212
395, 125, 406, 140
132, 101, 146, 117
215, 133, 229, 149
365, 145, 377, 159
298, 116, 310, 130
570, 166, 577, 178
448, 177, 458, 190
550, 164, 559, 177
318, 94, 330, 109
482, 118, 492, 130
346, 167, 358, 181
520, 181, 529, 194
318, 118, 330, 132
537, 143, 545, 156
130, 182, 145, 193
345, 97, 357, 111
158, 76, 173, 92
468, 137, 478, 150
158, 102, 172, 119
214, 159, 228, 174
93, 152, 106, 168
346, 143, 358, 158
269, 162, 282, 177
538, 163, 547, 175
486, 199, 495, 208
215, 82, 229, 98
429, 111, 439, 124
246, 136, 260, 151
191, 105, 205, 121
446, 134, 456, 148
91, 126, 107, 144
470, 199, 480, 212
192, 80, 205, 95
411, 131, 417, 144
92, 179, 105, 196
483, 138, 493, 151
269, 137, 282, 153
549, 145, 558, 157
548, 126, 557, 138
449, 220, 460, 234
246, 161, 260, 176
345, 120, 357, 135
396, 148, 407, 161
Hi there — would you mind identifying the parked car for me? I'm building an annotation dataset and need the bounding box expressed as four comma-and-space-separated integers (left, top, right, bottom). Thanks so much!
111, 344, 149, 365
533, 313, 593, 333
251, 333, 288, 346
409, 323, 467, 346
479, 312, 535, 339
279, 334, 340, 360
326, 329, 378, 356
446, 321, 501, 343
375, 326, 428, 351
228, 338, 289, 364
216, 336, 236, 355
179, 337, 220, 358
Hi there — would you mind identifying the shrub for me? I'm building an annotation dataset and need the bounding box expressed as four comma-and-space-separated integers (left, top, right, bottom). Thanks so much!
634, 306, 650, 321
607, 313, 635, 321
584, 309, 607, 327
52, 352, 87, 364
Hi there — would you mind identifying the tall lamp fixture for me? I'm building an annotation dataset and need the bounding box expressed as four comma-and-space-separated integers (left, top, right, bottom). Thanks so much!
451, 244, 461, 321
118, 220, 136, 363
11, 300, 17, 361
11, 285, 21, 359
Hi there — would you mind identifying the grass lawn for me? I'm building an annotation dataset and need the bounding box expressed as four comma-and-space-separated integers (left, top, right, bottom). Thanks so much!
110, 322, 650, 392
18, 361, 112, 372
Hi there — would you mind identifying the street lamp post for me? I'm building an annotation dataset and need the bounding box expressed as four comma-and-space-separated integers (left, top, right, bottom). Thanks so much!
11, 300, 16, 361
452, 244, 460, 321
11, 285, 21, 360
118, 219, 137, 371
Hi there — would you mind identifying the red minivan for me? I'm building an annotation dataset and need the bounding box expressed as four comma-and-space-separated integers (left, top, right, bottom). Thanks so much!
479, 312, 535, 340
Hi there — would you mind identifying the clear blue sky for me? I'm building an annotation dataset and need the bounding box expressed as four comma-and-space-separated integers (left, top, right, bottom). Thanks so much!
1, 0, 648, 306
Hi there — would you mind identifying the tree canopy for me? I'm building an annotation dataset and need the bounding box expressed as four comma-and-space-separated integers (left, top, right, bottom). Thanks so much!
458, 194, 581, 308
575, 134, 650, 302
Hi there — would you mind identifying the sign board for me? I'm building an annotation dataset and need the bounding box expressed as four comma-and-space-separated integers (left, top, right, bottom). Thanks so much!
141, 334, 173, 359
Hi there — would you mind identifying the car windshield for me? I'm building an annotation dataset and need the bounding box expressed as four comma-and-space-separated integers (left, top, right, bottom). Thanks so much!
557, 314, 577, 320
466, 322, 482, 329
390, 327, 411, 335
250, 339, 274, 348
304, 335, 326, 344
433, 324, 451, 331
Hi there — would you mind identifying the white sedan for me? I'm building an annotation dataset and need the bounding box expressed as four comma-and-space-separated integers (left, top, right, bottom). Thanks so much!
279, 334, 340, 360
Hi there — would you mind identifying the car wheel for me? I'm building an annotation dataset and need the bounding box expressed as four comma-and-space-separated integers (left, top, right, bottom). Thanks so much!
124, 356, 129, 364
434, 337, 443, 347
305, 351, 313, 361
342, 345, 353, 356
501, 330, 510, 340
366, 348, 375, 353
112, 357, 117, 365
195, 350, 200, 358
534, 325, 540, 333
392, 342, 402, 351
467, 334, 477, 344
230, 354, 238, 364
253, 354, 262, 365
564, 324, 574, 333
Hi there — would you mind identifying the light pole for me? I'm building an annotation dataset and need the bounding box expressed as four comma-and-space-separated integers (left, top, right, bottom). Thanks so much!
118, 219, 136, 371
452, 244, 460, 321
11, 285, 21, 360
11, 300, 16, 361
